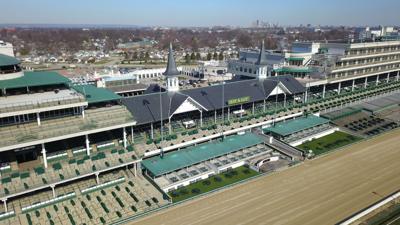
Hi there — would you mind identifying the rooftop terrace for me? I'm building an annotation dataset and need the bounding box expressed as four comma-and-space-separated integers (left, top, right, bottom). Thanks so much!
142, 133, 264, 177
263, 115, 330, 137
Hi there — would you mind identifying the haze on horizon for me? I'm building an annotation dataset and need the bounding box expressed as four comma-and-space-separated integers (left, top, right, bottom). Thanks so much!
0, 0, 399, 27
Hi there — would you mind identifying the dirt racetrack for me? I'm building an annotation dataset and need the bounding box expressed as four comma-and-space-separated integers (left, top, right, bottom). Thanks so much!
130, 129, 400, 225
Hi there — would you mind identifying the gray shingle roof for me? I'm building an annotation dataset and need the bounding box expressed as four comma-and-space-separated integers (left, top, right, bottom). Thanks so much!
121, 75, 305, 125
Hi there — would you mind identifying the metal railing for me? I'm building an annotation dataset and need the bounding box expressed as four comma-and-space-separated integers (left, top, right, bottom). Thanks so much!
0, 95, 86, 114
0, 107, 134, 147
328, 67, 400, 81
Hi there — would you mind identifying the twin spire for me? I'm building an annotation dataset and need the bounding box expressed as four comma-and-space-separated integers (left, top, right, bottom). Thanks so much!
164, 43, 180, 76
256, 40, 268, 65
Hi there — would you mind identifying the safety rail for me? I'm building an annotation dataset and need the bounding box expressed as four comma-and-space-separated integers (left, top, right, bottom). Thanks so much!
0, 211, 15, 220
81, 177, 125, 194
0, 94, 86, 114
21, 192, 76, 213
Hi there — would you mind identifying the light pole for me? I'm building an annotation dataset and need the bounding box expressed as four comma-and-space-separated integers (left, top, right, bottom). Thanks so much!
273, 81, 279, 126
159, 84, 164, 158
221, 74, 225, 141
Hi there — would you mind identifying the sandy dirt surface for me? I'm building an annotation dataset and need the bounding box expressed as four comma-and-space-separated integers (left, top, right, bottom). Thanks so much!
129, 129, 400, 225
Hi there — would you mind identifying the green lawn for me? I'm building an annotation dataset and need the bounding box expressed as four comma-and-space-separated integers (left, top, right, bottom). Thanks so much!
298, 131, 363, 155
168, 166, 259, 203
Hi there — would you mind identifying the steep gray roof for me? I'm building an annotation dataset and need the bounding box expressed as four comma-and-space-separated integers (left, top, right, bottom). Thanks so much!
121, 92, 190, 124
164, 43, 180, 76
270, 75, 305, 94
121, 75, 305, 125
256, 40, 268, 65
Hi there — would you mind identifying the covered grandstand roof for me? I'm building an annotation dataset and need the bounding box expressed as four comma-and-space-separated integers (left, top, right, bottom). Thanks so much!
0, 54, 20, 67
142, 133, 264, 177
72, 84, 121, 104
263, 115, 330, 137
121, 75, 305, 125
0, 71, 70, 90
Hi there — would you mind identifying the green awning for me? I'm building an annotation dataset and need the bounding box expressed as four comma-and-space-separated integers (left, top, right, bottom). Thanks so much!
0, 71, 70, 90
273, 67, 312, 74
287, 57, 304, 61
72, 84, 121, 104
0, 54, 20, 67
263, 115, 330, 137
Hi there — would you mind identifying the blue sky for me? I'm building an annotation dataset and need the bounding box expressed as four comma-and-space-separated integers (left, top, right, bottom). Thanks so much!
0, 0, 399, 27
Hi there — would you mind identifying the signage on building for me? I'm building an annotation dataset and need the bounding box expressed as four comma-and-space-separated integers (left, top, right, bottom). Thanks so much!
228, 96, 251, 106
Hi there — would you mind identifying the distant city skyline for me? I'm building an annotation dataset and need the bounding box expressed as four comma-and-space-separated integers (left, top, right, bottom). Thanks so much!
0, 0, 399, 27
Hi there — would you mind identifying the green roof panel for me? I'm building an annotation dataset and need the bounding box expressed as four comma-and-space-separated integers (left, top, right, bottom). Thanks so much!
287, 57, 304, 61
274, 67, 313, 74
142, 133, 265, 177
0, 71, 70, 90
72, 84, 121, 104
0, 54, 20, 67
263, 115, 330, 137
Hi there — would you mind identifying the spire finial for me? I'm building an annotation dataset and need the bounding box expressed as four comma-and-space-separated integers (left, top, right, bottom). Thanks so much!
256, 40, 267, 65
164, 42, 180, 76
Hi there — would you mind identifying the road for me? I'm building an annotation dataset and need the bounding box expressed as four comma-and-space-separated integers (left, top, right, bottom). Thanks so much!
128, 129, 400, 225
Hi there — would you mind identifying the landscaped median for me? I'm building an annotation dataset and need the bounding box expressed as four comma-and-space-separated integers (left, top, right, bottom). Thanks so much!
297, 131, 363, 155
168, 166, 259, 203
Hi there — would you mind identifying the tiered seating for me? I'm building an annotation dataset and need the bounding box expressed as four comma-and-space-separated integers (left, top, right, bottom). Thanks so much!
1, 168, 168, 225
343, 115, 398, 136
1, 141, 137, 198
0, 105, 133, 147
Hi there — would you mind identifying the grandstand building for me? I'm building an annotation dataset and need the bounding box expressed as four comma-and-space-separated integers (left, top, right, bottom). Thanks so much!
229, 40, 400, 101
122, 43, 306, 140
2, 39, 400, 224
0, 53, 144, 211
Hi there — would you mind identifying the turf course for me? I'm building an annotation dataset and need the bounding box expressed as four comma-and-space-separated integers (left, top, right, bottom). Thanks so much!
168, 166, 259, 202
298, 131, 362, 155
